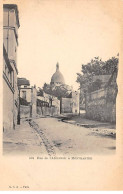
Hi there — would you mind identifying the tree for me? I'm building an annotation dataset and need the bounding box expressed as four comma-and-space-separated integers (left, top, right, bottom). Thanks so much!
102, 57, 118, 75
81, 57, 105, 75
37, 87, 44, 96
43, 83, 72, 99
77, 73, 93, 93
43, 83, 52, 95
77, 56, 119, 93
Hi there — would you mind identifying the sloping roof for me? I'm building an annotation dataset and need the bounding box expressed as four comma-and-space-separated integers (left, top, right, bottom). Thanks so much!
106, 68, 118, 87
17, 78, 30, 86
92, 75, 111, 83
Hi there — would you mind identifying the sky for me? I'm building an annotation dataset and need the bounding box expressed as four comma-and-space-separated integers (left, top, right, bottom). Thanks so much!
4, 0, 121, 90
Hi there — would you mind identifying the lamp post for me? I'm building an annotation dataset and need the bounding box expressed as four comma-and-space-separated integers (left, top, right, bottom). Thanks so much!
17, 87, 20, 124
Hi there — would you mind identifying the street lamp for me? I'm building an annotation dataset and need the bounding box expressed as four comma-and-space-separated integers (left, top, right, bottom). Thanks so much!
17, 87, 20, 124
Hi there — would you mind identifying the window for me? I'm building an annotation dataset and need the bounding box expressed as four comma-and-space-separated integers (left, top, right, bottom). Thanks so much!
22, 91, 26, 100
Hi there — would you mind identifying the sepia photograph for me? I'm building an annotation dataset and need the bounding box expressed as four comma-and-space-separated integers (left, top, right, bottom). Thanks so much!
3, 0, 119, 156
1, 0, 123, 191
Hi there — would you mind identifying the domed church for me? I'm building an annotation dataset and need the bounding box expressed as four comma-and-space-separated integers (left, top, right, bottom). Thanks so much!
50, 63, 65, 86
41, 62, 79, 115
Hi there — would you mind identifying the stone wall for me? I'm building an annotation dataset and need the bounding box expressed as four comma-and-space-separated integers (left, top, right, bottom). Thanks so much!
85, 88, 116, 123
37, 106, 60, 116
20, 105, 31, 118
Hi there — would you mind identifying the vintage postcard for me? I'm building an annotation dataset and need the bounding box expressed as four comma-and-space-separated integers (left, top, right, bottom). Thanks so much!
0, 0, 123, 191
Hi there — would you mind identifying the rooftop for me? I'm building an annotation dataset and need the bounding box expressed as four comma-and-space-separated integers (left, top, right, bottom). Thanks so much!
17, 78, 30, 87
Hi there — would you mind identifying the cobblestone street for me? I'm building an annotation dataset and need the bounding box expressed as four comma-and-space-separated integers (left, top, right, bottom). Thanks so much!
3, 117, 116, 156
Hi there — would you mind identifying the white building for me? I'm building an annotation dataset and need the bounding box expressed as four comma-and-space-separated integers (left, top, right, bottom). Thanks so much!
17, 77, 32, 103
3, 4, 20, 131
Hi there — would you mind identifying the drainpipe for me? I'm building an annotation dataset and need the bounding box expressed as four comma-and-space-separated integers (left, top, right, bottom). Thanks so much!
7, 9, 9, 54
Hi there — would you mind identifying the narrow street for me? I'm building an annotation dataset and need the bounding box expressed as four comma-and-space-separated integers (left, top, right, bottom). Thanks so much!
29, 117, 116, 156
3, 117, 115, 156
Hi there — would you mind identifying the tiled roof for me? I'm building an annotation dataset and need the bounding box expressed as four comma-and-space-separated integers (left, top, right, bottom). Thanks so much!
17, 78, 30, 86
92, 75, 111, 83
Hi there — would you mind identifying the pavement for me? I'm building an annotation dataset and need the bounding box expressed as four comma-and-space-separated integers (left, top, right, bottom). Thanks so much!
3, 119, 47, 155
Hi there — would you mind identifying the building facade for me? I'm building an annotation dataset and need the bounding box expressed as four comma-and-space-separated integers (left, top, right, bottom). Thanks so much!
17, 77, 32, 103
3, 4, 20, 132
61, 91, 80, 114
17, 78, 37, 119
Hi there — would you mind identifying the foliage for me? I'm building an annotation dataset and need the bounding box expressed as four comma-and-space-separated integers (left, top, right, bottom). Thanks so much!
102, 57, 118, 74
77, 56, 119, 93
43, 83, 71, 99
81, 57, 105, 75
37, 87, 44, 96
80, 56, 118, 76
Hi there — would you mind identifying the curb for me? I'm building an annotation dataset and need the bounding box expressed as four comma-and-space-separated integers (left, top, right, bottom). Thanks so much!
60, 119, 116, 138
60, 119, 114, 129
